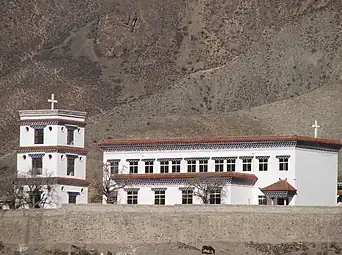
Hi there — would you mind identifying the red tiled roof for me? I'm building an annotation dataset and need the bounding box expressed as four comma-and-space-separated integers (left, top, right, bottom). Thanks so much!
112, 171, 258, 181
56, 177, 90, 183
260, 179, 297, 192
16, 176, 90, 187
56, 177, 90, 187
16, 146, 88, 153
98, 135, 342, 149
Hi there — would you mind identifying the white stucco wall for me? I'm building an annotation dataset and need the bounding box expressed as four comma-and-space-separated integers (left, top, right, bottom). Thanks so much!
58, 185, 88, 206
103, 147, 295, 175
101, 139, 341, 207
295, 148, 338, 206
20, 125, 85, 147
17, 152, 86, 179
115, 184, 231, 205
229, 185, 254, 205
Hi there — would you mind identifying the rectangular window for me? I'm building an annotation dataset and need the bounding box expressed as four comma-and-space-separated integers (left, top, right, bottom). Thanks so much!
67, 129, 74, 145
34, 129, 44, 144
215, 160, 224, 172
199, 160, 208, 172
187, 160, 196, 172
32, 158, 43, 175
68, 192, 78, 204
127, 191, 138, 204
145, 161, 154, 174
108, 161, 119, 174
258, 158, 268, 171
182, 190, 193, 204
154, 190, 166, 205
227, 159, 236, 172
242, 158, 252, 172
129, 161, 138, 174
279, 158, 289, 171
160, 161, 169, 173
258, 195, 267, 205
67, 157, 75, 176
171, 160, 181, 173
209, 189, 221, 204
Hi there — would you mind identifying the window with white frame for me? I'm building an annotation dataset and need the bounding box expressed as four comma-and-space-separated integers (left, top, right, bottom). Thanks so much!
145, 161, 154, 174
108, 160, 119, 174
258, 158, 268, 171
278, 157, 289, 171
187, 160, 196, 172
127, 190, 138, 204
209, 189, 221, 204
67, 156, 76, 176
182, 189, 193, 204
227, 158, 236, 172
242, 158, 252, 172
215, 159, 224, 172
34, 128, 44, 144
154, 190, 166, 205
199, 159, 208, 172
68, 192, 78, 204
258, 195, 267, 205
129, 161, 138, 174
160, 161, 169, 173
171, 160, 181, 173
32, 158, 43, 175
67, 128, 74, 145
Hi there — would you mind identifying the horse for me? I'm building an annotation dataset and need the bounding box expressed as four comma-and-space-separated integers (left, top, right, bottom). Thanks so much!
201, 245, 215, 254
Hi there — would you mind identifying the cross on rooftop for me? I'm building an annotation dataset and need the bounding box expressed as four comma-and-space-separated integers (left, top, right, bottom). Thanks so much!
312, 120, 320, 139
48, 93, 58, 110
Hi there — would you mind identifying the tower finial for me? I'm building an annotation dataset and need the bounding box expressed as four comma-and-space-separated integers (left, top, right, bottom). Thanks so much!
48, 94, 57, 110
312, 120, 320, 139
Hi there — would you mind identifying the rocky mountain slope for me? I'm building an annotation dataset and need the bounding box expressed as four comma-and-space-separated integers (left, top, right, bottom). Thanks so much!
1, 0, 342, 200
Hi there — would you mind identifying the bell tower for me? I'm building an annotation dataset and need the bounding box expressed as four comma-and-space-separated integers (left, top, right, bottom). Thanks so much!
16, 94, 89, 208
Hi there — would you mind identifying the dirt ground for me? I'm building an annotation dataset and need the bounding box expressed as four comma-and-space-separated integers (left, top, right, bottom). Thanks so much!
1, 241, 342, 255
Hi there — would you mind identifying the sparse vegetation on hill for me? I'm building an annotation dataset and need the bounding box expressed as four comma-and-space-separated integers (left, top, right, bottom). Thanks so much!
1, 0, 342, 200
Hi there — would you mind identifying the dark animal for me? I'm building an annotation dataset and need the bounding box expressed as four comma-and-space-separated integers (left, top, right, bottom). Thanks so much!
202, 245, 215, 254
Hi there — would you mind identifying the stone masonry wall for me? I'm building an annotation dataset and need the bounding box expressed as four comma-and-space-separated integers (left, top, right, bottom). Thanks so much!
1, 204, 342, 247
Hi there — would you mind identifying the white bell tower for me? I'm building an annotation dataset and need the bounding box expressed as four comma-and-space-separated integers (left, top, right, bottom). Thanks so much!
16, 94, 89, 208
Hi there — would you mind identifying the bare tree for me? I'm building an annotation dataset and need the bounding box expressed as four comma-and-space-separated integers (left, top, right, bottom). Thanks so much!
186, 174, 228, 204
0, 168, 59, 209
0, 167, 17, 209
94, 163, 132, 204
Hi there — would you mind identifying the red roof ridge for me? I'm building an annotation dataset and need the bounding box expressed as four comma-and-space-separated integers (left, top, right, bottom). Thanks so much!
97, 135, 342, 148
260, 178, 297, 192
56, 177, 90, 183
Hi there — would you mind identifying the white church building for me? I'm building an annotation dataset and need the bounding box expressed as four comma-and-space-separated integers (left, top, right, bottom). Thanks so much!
15, 94, 89, 208
98, 135, 342, 206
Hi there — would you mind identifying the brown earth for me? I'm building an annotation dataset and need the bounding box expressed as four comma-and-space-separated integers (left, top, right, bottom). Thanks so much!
1, 241, 342, 255
0, 0, 342, 201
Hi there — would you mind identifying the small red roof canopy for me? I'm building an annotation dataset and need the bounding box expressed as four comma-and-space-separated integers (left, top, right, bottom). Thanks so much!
260, 179, 297, 192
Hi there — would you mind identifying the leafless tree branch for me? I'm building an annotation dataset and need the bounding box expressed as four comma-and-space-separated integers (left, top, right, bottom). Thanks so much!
0, 168, 58, 209
186, 174, 228, 204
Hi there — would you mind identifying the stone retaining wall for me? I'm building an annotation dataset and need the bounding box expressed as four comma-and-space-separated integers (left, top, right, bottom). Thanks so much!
1, 204, 342, 246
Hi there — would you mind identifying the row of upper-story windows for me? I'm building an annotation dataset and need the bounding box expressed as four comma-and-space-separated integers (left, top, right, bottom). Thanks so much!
32, 126, 76, 145
107, 156, 290, 174
23, 154, 82, 176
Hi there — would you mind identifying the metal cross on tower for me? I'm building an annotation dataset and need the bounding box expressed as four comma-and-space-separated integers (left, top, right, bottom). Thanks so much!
312, 120, 320, 139
48, 93, 58, 110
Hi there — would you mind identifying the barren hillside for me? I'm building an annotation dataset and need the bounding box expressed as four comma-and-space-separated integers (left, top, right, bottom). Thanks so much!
1, 0, 341, 200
